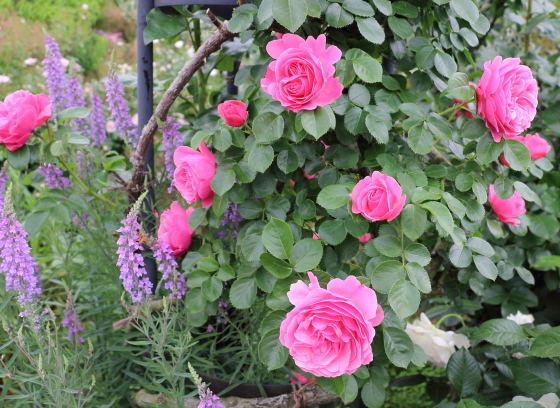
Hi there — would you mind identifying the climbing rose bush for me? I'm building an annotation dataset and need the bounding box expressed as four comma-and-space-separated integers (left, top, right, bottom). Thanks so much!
3, 0, 560, 406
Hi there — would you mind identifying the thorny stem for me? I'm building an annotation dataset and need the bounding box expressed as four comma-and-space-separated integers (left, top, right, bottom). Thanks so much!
437, 98, 474, 117
524, 0, 533, 53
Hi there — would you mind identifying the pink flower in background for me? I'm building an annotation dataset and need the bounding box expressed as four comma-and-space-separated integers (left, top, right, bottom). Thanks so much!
289, 372, 315, 384
280, 272, 384, 377
350, 172, 406, 222
0, 90, 52, 151
488, 185, 526, 226
500, 133, 551, 166
475, 57, 538, 142
217, 100, 247, 127
359, 233, 371, 243
312, 233, 320, 240
261, 34, 343, 112
453, 98, 474, 119
24, 58, 37, 66
157, 201, 195, 258
174, 141, 216, 207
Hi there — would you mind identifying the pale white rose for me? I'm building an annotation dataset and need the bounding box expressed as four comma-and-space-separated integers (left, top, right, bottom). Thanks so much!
24, 58, 37, 66
507, 311, 534, 325
0, 75, 11, 83
174, 40, 184, 48
513, 393, 560, 408
60, 58, 70, 68
82, 4, 89, 10
105, 120, 116, 133
405, 313, 470, 368
132, 113, 138, 126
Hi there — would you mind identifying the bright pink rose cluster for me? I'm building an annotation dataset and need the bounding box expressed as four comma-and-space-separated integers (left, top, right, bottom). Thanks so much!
350, 172, 406, 222
173, 141, 216, 207
488, 185, 526, 226
261, 34, 343, 112
0, 90, 52, 151
475, 56, 538, 142
499, 133, 551, 167
280, 272, 384, 377
157, 201, 196, 257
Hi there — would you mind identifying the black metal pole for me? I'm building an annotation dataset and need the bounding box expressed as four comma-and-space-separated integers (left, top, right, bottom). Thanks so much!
226, 60, 240, 95
138, 0, 158, 294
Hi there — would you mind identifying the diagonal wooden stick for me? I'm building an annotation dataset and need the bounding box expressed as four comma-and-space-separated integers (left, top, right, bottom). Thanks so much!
129, 11, 235, 197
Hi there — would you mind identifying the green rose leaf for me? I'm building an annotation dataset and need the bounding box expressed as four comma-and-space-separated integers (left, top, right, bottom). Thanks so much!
258, 329, 289, 370
289, 238, 323, 272
383, 327, 414, 368
446, 348, 482, 397
472, 319, 526, 346
389, 279, 420, 319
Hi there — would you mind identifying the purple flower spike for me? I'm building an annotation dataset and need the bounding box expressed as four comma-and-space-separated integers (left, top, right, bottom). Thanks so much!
0, 164, 8, 211
66, 75, 90, 132
43, 37, 68, 114
62, 289, 84, 340
90, 93, 106, 147
116, 193, 153, 303
39, 163, 73, 190
105, 68, 137, 146
0, 184, 42, 316
151, 239, 186, 299
159, 117, 182, 193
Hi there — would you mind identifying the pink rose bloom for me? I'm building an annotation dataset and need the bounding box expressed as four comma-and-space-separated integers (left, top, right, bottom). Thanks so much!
499, 133, 551, 166
0, 90, 52, 151
475, 57, 538, 142
217, 100, 247, 127
350, 172, 406, 222
157, 202, 196, 257
289, 372, 315, 384
173, 141, 216, 207
261, 34, 343, 112
358, 233, 371, 243
280, 272, 384, 377
488, 185, 526, 226
312, 233, 320, 240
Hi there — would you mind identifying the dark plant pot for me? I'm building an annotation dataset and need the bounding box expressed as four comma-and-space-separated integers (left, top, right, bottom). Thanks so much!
200, 374, 336, 408
156, 0, 240, 19
199, 373, 292, 398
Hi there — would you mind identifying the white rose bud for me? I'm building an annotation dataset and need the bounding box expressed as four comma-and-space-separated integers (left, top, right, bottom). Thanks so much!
506, 311, 534, 325
513, 393, 560, 408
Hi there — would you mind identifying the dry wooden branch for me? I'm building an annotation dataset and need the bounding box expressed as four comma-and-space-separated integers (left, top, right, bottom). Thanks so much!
132, 383, 341, 408
129, 11, 235, 197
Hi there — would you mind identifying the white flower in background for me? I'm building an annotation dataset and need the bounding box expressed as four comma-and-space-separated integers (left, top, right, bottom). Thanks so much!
507, 311, 535, 325
153, 39, 160, 44
132, 113, 138, 126
174, 40, 184, 48
24, 58, 37, 66
512, 352, 526, 359
513, 393, 560, 408
210, 69, 219, 77
82, 4, 89, 10
106, 120, 116, 133
406, 313, 470, 368
117, 41, 124, 47
60, 58, 70, 68
0, 75, 11, 83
